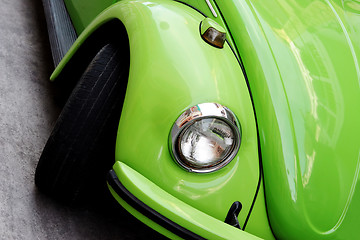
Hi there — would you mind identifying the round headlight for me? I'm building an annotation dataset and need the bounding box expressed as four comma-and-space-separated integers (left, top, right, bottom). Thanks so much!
170, 103, 241, 173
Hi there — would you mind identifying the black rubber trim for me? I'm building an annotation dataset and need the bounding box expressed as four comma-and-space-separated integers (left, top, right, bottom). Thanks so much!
107, 170, 206, 240
224, 201, 242, 229
41, 0, 77, 66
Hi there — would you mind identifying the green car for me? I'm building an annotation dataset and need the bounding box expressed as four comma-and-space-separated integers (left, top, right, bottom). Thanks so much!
35, 0, 360, 239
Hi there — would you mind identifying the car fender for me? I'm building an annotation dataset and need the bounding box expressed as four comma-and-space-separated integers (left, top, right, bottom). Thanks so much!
51, 0, 271, 238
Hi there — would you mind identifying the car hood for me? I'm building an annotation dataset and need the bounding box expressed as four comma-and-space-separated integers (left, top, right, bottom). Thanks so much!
217, 0, 360, 239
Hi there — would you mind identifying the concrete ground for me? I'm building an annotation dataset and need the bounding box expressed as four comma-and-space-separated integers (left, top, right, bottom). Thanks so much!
0, 0, 164, 239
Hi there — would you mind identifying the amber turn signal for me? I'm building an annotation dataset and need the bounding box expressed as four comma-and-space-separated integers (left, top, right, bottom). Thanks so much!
200, 18, 226, 48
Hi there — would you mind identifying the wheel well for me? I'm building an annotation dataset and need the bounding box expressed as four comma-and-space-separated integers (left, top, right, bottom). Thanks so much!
54, 19, 129, 101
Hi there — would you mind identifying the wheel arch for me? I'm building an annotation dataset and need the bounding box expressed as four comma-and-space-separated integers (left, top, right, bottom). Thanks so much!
50, 18, 128, 98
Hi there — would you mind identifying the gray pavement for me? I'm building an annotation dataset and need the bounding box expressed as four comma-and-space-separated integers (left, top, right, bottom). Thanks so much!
0, 0, 163, 239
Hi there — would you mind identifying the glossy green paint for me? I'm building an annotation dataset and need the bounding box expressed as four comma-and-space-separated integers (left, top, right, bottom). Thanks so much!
111, 0, 262, 235
177, 0, 240, 57
110, 161, 262, 239
51, 0, 272, 238
200, 18, 225, 36
64, 0, 115, 33
215, 0, 360, 239
64, 0, 241, 58
176, 0, 217, 18
63, 0, 222, 34
52, 0, 360, 238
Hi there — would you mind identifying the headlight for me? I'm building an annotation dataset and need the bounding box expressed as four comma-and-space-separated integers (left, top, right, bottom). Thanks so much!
170, 103, 241, 173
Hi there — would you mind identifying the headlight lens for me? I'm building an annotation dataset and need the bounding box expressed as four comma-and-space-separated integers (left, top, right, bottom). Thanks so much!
170, 103, 241, 173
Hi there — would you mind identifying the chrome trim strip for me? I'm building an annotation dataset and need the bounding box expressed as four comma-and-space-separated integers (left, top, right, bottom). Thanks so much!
205, 0, 218, 18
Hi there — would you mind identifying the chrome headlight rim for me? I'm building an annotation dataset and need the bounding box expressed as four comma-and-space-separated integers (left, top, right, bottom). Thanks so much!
170, 103, 241, 173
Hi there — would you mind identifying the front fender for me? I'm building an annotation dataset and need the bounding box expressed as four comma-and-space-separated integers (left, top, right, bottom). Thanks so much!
52, 0, 270, 238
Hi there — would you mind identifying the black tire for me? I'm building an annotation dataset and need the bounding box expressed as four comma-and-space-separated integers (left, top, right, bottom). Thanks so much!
35, 43, 129, 204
